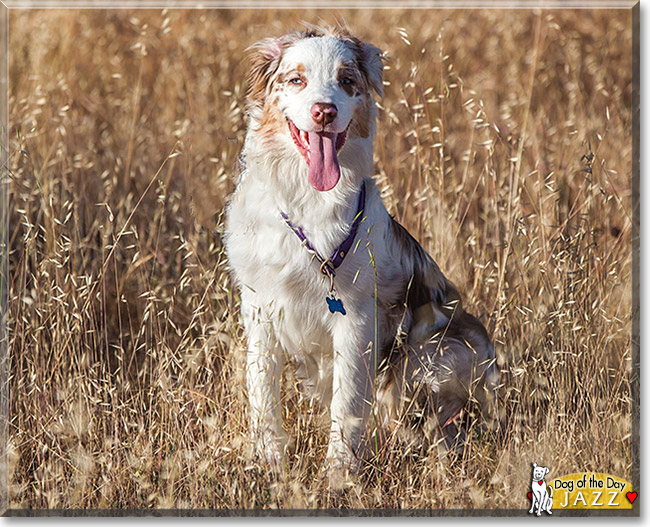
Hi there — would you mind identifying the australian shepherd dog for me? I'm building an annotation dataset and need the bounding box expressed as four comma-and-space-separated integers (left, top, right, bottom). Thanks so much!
225, 27, 498, 474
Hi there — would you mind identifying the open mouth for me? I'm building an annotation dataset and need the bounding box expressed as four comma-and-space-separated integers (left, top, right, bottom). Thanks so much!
288, 119, 348, 192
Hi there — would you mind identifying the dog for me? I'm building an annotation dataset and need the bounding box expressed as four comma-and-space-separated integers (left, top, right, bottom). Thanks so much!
224, 26, 498, 473
529, 462, 553, 515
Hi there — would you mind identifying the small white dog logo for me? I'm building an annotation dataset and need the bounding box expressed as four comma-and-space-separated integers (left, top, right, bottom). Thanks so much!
529, 462, 553, 516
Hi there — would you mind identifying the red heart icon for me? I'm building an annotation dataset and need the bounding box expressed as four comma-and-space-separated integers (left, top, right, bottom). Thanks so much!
626, 491, 637, 504
527, 492, 532, 500
538, 481, 544, 485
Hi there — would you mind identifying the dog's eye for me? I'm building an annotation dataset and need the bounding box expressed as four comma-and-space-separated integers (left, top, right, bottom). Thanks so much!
341, 77, 354, 86
289, 77, 304, 86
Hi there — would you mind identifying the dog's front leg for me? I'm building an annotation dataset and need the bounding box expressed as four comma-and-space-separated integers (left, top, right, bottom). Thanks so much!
242, 299, 286, 467
327, 311, 377, 473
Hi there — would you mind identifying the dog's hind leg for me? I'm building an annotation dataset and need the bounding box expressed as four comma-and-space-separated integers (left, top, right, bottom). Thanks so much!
390, 322, 497, 453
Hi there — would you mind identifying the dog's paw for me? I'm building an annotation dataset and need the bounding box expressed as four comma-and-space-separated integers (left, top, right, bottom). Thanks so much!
324, 458, 359, 492
326, 440, 360, 472
253, 431, 284, 470
325, 464, 351, 491
324, 442, 361, 489
263, 444, 283, 469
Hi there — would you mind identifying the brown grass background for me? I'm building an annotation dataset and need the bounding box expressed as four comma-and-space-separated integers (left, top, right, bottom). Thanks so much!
7, 8, 636, 510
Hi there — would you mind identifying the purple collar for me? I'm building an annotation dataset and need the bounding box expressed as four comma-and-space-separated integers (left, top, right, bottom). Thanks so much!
281, 181, 366, 282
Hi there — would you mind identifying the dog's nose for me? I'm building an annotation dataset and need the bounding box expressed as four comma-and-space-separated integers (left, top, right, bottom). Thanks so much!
310, 103, 338, 126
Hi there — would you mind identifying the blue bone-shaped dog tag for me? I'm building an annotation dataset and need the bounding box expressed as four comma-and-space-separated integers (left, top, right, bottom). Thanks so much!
326, 296, 346, 315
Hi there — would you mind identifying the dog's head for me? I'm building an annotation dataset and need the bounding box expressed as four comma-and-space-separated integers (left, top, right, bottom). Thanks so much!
532, 462, 550, 482
245, 27, 384, 192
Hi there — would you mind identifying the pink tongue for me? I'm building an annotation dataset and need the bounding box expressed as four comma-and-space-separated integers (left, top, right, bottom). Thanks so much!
308, 131, 340, 191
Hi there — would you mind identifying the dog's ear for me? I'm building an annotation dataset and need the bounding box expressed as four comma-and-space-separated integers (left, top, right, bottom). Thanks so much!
246, 36, 292, 111
532, 462, 538, 468
544, 467, 550, 476
360, 41, 385, 98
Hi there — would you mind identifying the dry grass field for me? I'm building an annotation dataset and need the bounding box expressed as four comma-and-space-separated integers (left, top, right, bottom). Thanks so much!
6, 7, 636, 511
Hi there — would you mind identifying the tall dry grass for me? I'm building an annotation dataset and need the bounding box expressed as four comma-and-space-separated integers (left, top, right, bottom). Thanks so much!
6, 8, 635, 510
